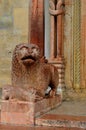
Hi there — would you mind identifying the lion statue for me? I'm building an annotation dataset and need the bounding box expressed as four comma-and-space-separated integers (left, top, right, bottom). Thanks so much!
2, 43, 59, 101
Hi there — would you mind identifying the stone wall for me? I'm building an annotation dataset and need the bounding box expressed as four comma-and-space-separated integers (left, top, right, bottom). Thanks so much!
0, 0, 30, 87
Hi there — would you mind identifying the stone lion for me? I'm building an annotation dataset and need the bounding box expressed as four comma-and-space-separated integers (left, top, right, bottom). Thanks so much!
2, 43, 59, 101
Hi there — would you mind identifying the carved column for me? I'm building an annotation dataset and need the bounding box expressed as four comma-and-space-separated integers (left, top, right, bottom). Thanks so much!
49, 0, 65, 97
72, 0, 81, 90
56, 0, 64, 58
81, 0, 86, 90
29, 0, 44, 56
49, 0, 55, 59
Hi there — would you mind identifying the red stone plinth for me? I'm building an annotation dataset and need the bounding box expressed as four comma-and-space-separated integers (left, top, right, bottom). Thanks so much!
1, 101, 35, 125
1, 95, 61, 126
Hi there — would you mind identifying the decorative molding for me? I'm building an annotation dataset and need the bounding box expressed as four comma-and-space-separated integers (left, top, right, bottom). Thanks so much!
72, 0, 81, 89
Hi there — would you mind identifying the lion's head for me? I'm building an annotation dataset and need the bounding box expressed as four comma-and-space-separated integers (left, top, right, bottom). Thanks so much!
13, 43, 40, 66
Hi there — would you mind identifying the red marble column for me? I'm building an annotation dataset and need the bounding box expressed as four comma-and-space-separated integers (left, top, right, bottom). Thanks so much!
49, 0, 55, 59
29, 0, 44, 56
56, 0, 64, 59
49, 0, 64, 60
57, 15, 62, 58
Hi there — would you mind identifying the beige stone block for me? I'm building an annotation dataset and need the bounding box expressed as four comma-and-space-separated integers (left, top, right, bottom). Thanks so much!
0, 58, 11, 88
0, 2, 29, 88
13, 8, 28, 36
10, 0, 30, 8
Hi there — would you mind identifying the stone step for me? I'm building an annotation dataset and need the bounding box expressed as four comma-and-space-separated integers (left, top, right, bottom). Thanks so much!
36, 114, 86, 129
0, 124, 85, 130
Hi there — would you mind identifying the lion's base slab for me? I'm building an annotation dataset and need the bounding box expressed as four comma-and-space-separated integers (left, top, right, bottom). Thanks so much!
1, 95, 61, 125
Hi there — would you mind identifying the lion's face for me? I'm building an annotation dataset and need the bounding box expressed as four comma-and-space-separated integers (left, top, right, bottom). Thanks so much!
15, 43, 40, 65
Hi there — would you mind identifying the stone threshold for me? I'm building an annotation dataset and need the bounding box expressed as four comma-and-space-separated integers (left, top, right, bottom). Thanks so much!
36, 114, 86, 129
0, 124, 85, 130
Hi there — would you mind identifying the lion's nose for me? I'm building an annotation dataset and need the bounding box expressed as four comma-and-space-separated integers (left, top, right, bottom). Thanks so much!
29, 48, 33, 54
20, 47, 29, 58
20, 47, 33, 56
22, 48, 28, 53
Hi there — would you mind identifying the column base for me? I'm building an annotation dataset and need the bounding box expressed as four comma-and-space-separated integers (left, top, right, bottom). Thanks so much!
49, 57, 66, 100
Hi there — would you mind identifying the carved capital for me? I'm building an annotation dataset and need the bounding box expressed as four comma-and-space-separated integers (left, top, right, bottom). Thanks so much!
56, 0, 64, 10
49, 0, 64, 16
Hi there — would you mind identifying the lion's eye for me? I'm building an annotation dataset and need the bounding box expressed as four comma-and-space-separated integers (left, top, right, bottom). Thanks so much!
32, 48, 38, 54
20, 46, 28, 50
32, 47, 36, 50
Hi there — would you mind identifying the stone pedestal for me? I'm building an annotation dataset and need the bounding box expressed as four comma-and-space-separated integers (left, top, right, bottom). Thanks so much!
1, 95, 61, 126
1, 100, 35, 125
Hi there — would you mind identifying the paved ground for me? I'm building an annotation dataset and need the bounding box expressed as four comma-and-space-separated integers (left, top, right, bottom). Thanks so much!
47, 100, 86, 116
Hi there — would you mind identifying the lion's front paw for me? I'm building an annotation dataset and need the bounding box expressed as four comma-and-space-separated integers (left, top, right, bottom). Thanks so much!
49, 89, 56, 97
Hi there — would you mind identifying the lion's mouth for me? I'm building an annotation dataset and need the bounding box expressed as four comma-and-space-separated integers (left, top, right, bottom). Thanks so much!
21, 55, 36, 61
